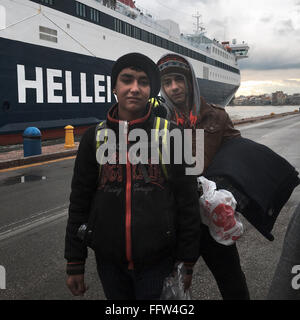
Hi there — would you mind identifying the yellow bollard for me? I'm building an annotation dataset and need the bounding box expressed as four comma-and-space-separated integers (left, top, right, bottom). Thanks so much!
64, 125, 75, 148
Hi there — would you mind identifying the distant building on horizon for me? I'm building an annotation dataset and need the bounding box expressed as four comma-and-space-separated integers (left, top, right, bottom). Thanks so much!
272, 91, 287, 105
233, 91, 300, 106
286, 93, 300, 105
233, 93, 271, 106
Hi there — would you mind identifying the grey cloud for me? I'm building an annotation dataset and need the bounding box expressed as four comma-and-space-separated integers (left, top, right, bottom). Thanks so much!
281, 19, 294, 28
276, 19, 295, 35
239, 58, 300, 71
208, 18, 227, 28
283, 79, 300, 85
260, 16, 272, 23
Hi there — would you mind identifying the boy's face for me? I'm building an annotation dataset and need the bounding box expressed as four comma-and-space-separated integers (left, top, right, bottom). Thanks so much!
161, 73, 188, 108
114, 67, 150, 118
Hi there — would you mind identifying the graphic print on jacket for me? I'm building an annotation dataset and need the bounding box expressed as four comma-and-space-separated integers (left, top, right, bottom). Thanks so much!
89, 148, 176, 268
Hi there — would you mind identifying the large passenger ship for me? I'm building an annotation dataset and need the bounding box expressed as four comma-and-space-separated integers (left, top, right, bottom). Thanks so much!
0, 0, 249, 144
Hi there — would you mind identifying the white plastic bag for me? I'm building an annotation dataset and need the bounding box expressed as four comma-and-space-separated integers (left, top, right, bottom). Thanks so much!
198, 176, 244, 246
160, 263, 192, 300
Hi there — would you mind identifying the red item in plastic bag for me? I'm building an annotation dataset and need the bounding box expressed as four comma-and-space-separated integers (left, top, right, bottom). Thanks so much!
198, 176, 244, 245
212, 204, 236, 231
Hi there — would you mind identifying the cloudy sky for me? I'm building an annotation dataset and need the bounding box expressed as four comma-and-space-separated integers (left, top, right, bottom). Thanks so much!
136, 0, 300, 96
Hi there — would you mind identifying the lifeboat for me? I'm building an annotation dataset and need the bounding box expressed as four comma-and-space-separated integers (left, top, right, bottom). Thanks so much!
225, 45, 232, 52
118, 0, 136, 9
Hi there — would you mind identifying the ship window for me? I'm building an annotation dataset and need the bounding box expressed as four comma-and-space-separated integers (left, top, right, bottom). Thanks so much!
114, 18, 123, 33
156, 36, 162, 47
90, 8, 99, 23
40, 0, 54, 5
39, 25, 57, 43
39, 26, 57, 36
76, 2, 86, 18
203, 66, 209, 80
133, 26, 141, 40
149, 33, 155, 45
124, 23, 128, 35
40, 33, 57, 43
141, 30, 148, 42
124, 23, 132, 37
120, 21, 126, 34
163, 39, 168, 49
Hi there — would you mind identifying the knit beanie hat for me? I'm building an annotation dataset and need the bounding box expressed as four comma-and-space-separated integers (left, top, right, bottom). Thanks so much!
157, 54, 192, 82
111, 52, 161, 98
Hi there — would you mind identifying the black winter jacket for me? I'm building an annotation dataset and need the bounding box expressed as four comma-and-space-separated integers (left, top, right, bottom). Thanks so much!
64, 104, 201, 272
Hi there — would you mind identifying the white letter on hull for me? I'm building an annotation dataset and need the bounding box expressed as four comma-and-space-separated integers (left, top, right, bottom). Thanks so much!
47, 68, 63, 103
66, 71, 79, 103
94, 74, 105, 103
17, 65, 43, 103
107, 76, 111, 103
80, 73, 93, 103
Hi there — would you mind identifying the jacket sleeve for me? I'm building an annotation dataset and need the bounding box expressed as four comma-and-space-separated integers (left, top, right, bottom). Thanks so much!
64, 126, 99, 270
169, 126, 201, 263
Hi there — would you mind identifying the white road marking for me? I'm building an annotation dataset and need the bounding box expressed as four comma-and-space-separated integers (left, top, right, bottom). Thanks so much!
239, 114, 300, 131
0, 208, 68, 241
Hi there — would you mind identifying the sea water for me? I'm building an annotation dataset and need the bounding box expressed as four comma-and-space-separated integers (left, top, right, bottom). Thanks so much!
225, 105, 299, 120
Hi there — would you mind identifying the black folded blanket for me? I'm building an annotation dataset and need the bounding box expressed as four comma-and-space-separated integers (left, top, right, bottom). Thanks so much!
204, 137, 300, 240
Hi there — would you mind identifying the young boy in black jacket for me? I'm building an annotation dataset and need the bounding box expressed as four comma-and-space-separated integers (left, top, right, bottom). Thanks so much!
64, 53, 201, 300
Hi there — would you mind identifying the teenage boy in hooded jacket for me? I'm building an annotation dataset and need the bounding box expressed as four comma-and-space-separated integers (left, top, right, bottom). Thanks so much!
64, 53, 201, 300
155, 53, 250, 300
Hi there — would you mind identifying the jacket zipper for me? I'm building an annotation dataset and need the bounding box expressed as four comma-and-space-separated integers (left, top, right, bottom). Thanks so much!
125, 121, 134, 270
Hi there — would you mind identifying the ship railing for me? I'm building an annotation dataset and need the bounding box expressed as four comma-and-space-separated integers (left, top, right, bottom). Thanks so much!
180, 34, 232, 56
93, 0, 170, 36
180, 34, 215, 54
116, 2, 170, 36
